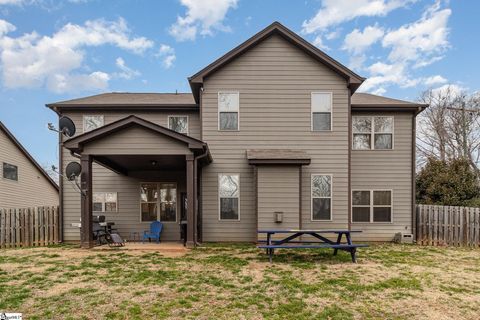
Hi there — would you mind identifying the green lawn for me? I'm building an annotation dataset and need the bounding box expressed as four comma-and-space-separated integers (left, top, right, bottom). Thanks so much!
0, 243, 479, 319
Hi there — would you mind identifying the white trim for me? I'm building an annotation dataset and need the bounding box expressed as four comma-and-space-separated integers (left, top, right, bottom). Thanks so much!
218, 91, 240, 131
139, 182, 178, 223
83, 115, 104, 133
218, 173, 241, 221
310, 174, 333, 221
311, 92, 333, 132
352, 115, 394, 150
351, 189, 393, 224
92, 192, 118, 213
167, 115, 189, 135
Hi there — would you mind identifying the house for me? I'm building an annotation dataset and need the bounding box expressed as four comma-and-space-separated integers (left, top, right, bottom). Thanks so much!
0, 121, 58, 209
46, 22, 427, 248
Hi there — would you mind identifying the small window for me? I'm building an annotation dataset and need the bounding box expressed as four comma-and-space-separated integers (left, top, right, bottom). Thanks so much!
93, 192, 117, 212
311, 92, 332, 131
219, 174, 240, 220
218, 92, 239, 131
352, 190, 392, 223
168, 116, 189, 134
311, 174, 332, 220
83, 115, 104, 132
2, 162, 18, 181
353, 116, 393, 150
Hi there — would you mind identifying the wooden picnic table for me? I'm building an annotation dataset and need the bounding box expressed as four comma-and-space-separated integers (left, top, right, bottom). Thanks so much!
257, 229, 368, 263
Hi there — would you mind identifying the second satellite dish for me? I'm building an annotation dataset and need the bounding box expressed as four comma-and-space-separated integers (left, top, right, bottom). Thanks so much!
59, 116, 76, 137
65, 161, 82, 181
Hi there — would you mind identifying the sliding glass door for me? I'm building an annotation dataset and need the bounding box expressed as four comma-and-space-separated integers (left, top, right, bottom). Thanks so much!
140, 183, 177, 222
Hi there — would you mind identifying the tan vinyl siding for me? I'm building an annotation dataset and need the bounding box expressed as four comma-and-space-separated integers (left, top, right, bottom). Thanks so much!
201, 34, 350, 242
0, 130, 58, 209
257, 166, 299, 239
351, 112, 413, 241
61, 111, 198, 242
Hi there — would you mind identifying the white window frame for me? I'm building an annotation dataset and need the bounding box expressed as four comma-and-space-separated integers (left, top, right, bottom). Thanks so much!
218, 91, 240, 131
352, 116, 394, 150
351, 189, 393, 223
311, 92, 333, 132
83, 115, 104, 133
311, 174, 333, 221
92, 192, 118, 213
218, 174, 240, 221
139, 182, 178, 223
167, 115, 189, 135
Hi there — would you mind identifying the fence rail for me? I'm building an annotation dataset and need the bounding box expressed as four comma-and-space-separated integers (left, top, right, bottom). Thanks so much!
0, 206, 60, 249
416, 204, 480, 247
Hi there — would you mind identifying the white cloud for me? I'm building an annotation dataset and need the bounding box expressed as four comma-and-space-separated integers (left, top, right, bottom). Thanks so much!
0, 18, 154, 93
424, 75, 447, 86
156, 44, 176, 69
0, 0, 24, 5
114, 57, 140, 80
431, 84, 466, 97
382, 3, 451, 64
358, 2, 452, 94
302, 0, 415, 34
312, 35, 329, 50
343, 24, 384, 54
169, 0, 238, 41
0, 19, 15, 35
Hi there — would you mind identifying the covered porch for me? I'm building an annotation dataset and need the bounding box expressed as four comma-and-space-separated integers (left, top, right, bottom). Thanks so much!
63, 115, 211, 248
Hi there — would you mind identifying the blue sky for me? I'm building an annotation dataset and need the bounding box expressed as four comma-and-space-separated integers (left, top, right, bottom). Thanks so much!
0, 0, 478, 168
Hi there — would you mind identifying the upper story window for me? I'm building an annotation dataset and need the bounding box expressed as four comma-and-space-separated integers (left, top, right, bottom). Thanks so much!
352, 116, 393, 150
83, 115, 104, 133
311, 174, 332, 221
311, 92, 332, 131
93, 192, 117, 212
218, 92, 239, 131
168, 115, 189, 134
3, 162, 18, 181
219, 174, 240, 220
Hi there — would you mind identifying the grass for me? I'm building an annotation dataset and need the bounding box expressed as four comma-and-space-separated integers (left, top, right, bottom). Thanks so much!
0, 243, 479, 319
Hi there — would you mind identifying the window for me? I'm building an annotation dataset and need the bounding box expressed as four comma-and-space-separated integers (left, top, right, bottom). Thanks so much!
83, 115, 104, 132
311, 174, 332, 220
168, 116, 188, 134
218, 92, 239, 131
2, 162, 18, 181
311, 92, 332, 131
93, 192, 117, 212
352, 190, 392, 223
219, 174, 239, 220
353, 116, 393, 150
140, 183, 177, 222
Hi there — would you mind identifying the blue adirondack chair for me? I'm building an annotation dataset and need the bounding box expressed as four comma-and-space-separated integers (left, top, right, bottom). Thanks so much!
142, 221, 163, 243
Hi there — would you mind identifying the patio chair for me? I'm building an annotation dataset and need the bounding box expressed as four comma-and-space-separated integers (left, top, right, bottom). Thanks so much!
142, 221, 163, 243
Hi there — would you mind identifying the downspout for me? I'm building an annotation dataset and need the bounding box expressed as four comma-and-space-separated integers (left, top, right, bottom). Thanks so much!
411, 106, 423, 241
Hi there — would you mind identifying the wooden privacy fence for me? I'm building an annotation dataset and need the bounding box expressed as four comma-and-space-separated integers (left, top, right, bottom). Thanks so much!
416, 204, 480, 247
0, 206, 60, 248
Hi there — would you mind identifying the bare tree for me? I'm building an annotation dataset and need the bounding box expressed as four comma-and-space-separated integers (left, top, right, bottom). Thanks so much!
417, 86, 480, 174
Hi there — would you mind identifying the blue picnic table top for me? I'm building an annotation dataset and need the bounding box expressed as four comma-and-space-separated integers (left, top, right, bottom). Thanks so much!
257, 229, 362, 234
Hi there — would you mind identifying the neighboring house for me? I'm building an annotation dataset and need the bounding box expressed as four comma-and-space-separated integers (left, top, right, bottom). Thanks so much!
0, 121, 59, 209
46, 22, 427, 247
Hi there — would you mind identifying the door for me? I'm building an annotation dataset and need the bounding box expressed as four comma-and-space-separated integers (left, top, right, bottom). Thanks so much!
140, 183, 178, 223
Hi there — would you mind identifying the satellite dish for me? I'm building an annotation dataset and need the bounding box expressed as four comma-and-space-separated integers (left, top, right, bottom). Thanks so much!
59, 116, 76, 137
65, 161, 81, 181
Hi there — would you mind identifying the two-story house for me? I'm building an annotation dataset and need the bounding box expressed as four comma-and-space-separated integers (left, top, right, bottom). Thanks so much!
47, 22, 427, 248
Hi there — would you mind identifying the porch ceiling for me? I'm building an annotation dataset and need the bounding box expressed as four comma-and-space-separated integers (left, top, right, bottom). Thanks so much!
94, 154, 186, 174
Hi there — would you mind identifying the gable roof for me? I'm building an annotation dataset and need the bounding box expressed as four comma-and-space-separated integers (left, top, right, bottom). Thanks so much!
46, 93, 197, 112
351, 92, 428, 113
63, 115, 212, 162
188, 21, 365, 103
0, 121, 59, 190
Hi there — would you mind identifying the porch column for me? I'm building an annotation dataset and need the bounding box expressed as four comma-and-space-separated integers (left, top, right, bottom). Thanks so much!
80, 154, 94, 248
186, 154, 196, 247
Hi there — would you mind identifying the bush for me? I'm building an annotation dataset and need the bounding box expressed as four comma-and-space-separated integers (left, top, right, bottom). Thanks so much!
416, 158, 480, 206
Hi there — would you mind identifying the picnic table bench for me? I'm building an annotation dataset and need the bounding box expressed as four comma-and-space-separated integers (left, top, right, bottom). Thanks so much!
257, 229, 368, 263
